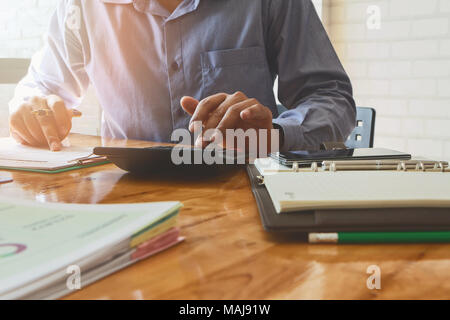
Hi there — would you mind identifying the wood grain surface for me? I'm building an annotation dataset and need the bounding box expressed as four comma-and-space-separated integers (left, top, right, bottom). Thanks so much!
1, 134, 450, 300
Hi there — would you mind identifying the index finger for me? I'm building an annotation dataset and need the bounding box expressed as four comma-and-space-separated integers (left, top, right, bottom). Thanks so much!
33, 100, 62, 151
189, 93, 227, 131
46, 95, 71, 139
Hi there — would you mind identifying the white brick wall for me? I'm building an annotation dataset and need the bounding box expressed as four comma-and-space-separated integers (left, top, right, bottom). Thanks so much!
327, 0, 450, 159
0, 0, 58, 58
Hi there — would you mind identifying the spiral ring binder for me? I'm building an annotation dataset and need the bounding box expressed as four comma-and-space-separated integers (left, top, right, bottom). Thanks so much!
247, 163, 450, 234
284, 159, 450, 173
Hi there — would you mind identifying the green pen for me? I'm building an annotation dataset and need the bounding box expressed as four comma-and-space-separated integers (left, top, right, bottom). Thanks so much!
308, 231, 450, 244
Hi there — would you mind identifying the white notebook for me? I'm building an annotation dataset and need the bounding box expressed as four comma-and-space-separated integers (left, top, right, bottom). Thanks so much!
264, 171, 450, 213
0, 137, 107, 173
261, 170, 450, 214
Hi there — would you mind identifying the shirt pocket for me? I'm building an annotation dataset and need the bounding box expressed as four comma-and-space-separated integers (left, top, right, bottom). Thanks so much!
200, 47, 275, 108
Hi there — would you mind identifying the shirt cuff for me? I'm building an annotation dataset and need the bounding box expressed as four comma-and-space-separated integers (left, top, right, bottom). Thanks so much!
8, 76, 47, 114
272, 117, 304, 152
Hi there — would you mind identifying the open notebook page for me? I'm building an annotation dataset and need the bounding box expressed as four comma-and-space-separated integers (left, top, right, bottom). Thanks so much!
264, 171, 450, 213
0, 137, 96, 170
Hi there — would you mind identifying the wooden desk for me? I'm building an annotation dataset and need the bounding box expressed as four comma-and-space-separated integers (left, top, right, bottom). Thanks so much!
2, 133, 450, 300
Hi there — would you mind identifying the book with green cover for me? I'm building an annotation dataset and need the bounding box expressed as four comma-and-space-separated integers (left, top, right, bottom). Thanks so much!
0, 197, 183, 299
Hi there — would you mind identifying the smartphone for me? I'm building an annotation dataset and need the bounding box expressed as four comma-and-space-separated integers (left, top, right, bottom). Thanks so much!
271, 148, 411, 167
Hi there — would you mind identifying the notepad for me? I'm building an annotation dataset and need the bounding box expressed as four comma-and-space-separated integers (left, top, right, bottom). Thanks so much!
262, 171, 450, 213
0, 198, 183, 299
0, 137, 108, 173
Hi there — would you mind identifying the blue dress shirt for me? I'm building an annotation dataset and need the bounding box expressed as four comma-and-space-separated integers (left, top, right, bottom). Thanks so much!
10, 0, 356, 150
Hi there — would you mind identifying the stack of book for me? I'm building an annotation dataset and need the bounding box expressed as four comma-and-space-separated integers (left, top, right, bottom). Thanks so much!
0, 198, 183, 299
248, 155, 450, 244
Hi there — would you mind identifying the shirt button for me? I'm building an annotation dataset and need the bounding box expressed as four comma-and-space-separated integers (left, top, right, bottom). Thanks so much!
171, 61, 179, 71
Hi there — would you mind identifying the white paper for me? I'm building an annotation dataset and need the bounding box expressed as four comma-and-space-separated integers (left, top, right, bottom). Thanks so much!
264, 171, 450, 213
0, 137, 94, 169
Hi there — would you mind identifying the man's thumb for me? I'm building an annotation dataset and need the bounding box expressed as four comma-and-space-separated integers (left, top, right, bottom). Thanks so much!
180, 96, 199, 115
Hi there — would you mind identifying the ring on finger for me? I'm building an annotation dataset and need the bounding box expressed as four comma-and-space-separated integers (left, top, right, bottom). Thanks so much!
31, 109, 54, 117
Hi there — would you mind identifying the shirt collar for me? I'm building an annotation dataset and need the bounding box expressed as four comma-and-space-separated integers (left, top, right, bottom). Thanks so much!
99, 0, 201, 19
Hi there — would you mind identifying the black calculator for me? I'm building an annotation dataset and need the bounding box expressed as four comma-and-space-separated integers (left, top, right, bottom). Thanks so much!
94, 146, 246, 174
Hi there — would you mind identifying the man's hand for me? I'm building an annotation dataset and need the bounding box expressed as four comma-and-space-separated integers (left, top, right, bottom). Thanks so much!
180, 92, 275, 151
9, 95, 79, 151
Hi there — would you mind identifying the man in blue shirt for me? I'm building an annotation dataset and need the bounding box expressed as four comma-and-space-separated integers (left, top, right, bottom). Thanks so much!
9, 0, 355, 152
